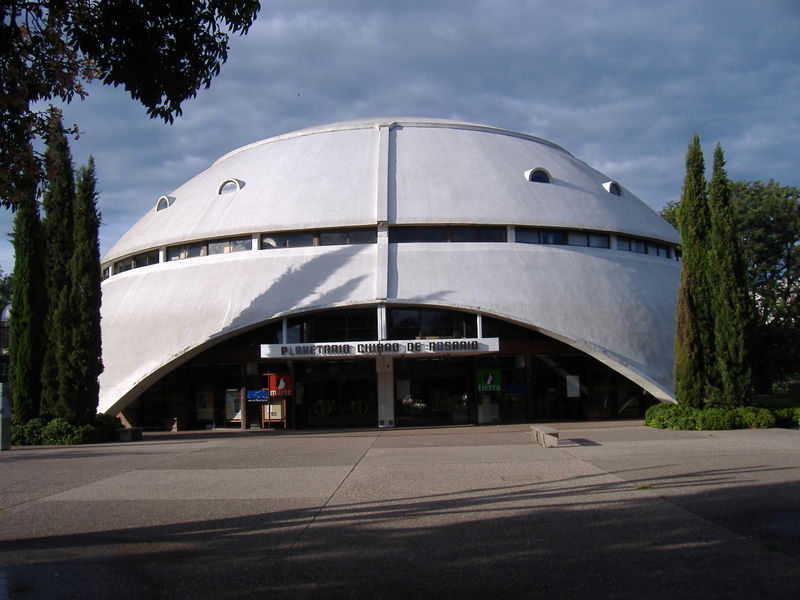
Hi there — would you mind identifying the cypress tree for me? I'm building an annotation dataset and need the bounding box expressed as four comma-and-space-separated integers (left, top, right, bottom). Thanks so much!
707, 145, 752, 406
674, 135, 713, 407
62, 157, 103, 423
40, 112, 76, 416
8, 143, 46, 421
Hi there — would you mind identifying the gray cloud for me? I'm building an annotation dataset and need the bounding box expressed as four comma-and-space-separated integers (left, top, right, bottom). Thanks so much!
2, 0, 797, 270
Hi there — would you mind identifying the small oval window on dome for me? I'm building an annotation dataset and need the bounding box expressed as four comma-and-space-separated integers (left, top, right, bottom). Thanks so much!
156, 196, 174, 211
603, 181, 622, 196
524, 168, 552, 184
218, 179, 243, 195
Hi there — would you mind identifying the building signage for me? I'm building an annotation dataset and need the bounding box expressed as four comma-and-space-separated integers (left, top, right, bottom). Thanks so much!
246, 389, 269, 402
476, 369, 502, 392
261, 337, 500, 359
268, 374, 293, 396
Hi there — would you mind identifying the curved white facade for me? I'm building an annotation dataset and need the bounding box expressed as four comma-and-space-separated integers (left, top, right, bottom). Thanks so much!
100, 118, 680, 419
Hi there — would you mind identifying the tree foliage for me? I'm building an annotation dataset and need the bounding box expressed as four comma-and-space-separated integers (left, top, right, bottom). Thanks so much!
706, 145, 751, 407
0, 269, 11, 308
733, 180, 800, 392
39, 116, 76, 414
63, 156, 103, 423
674, 135, 712, 407
0, 0, 261, 208
660, 200, 678, 229
665, 179, 800, 393
8, 157, 45, 422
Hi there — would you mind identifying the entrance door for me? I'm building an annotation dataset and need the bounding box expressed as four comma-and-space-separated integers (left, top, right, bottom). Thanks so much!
394, 358, 471, 426
299, 361, 377, 427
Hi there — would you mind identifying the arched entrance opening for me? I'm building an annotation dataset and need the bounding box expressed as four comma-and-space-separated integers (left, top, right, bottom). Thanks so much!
124, 306, 656, 430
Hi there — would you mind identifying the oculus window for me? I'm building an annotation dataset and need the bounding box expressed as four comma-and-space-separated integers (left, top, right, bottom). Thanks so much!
524, 168, 552, 183
218, 179, 243, 195
603, 181, 622, 196
156, 196, 174, 211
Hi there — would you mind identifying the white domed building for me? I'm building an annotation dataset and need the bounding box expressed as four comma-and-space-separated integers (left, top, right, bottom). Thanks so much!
100, 118, 680, 429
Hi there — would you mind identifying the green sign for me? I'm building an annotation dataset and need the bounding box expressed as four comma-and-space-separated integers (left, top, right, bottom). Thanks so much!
476, 369, 501, 392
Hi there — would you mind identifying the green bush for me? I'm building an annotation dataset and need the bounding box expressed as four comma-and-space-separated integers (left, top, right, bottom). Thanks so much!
644, 403, 674, 428
71, 424, 100, 444
10, 421, 27, 446
40, 418, 78, 445
645, 403, 702, 430
696, 407, 738, 430
772, 407, 800, 428
10, 413, 123, 446
734, 406, 776, 429
92, 413, 122, 442
18, 417, 48, 445
669, 405, 702, 430
645, 403, 780, 430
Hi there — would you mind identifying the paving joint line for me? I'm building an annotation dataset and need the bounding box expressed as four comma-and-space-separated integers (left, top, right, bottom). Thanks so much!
244, 431, 383, 599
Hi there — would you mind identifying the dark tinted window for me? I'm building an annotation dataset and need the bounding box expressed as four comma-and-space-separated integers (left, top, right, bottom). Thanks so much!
418, 227, 448, 242
389, 227, 419, 243
451, 227, 506, 242
319, 228, 376, 246
516, 228, 540, 244
261, 232, 316, 249
540, 230, 565, 245
589, 234, 610, 248
529, 169, 551, 183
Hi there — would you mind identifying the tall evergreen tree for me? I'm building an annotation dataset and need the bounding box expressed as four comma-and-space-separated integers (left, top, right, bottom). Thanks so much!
707, 145, 752, 407
8, 143, 46, 421
40, 113, 76, 416
62, 157, 103, 423
674, 135, 714, 407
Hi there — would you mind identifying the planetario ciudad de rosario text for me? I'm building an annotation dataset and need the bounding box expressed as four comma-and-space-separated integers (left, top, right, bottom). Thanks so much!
99, 118, 680, 430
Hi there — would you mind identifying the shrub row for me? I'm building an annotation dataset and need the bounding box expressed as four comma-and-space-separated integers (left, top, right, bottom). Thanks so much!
11, 413, 122, 446
644, 403, 800, 430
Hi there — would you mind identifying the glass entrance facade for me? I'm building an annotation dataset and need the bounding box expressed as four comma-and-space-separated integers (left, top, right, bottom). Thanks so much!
126, 307, 656, 430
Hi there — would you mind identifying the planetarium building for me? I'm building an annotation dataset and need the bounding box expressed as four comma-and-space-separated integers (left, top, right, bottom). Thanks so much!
99, 118, 680, 430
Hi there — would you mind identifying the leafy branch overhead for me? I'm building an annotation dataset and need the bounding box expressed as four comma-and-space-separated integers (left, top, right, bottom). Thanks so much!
0, 0, 262, 208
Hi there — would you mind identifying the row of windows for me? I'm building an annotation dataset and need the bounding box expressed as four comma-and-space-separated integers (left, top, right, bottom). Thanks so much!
254, 307, 482, 344
105, 226, 676, 279
516, 228, 610, 248
387, 226, 506, 243
245, 307, 554, 346
617, 236, 673, 258
262, 228, 377, 249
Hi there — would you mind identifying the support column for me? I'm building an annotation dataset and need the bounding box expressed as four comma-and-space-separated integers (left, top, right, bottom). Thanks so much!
239, 387, 248, 431
240, 362, 248, 430
376, 356, 395, 428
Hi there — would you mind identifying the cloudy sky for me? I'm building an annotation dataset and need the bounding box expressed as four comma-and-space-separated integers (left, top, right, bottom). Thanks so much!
1, 0, 798, 271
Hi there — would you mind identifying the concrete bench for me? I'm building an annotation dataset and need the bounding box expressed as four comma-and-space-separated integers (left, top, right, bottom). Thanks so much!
117, 427, 143, 442
531, 425, 559, 448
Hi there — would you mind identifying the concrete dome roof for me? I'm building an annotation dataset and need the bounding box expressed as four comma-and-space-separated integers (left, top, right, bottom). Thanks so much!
104, 117, 678, 263
99, 118, 680, 415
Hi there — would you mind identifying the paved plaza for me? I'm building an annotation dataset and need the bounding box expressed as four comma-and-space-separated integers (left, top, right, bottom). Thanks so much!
1, 422, 799, 599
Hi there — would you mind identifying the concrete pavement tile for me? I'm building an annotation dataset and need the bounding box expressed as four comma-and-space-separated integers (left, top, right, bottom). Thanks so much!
37, 466, 353, 501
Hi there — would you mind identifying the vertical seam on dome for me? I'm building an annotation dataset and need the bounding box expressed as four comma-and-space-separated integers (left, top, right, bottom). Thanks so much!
375, 125, 390, 301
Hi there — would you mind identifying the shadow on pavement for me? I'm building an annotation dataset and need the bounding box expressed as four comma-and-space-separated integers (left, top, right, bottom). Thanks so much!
2, 472, 799, 599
